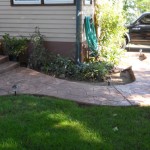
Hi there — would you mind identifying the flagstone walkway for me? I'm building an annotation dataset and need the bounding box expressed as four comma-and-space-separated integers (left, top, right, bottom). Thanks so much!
0, 52, 149, 106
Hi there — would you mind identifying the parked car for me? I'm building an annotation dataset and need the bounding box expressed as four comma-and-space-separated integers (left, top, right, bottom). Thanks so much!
125, 12, 150, 45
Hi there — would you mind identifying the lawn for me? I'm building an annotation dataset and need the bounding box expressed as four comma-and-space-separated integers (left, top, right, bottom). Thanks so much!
0, 95, 150, 150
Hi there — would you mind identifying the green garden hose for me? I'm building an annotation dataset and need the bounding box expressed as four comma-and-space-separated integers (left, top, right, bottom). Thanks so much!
84, 16, 98, 56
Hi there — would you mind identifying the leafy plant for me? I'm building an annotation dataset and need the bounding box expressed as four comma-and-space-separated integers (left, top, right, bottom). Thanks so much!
95, 0, 126, 66
28, 27, 112, 82
45, 54, 112, 82
123, 0, 150, 24
2, 33, 28, 56
80, 62, 112, 81
28, 27, 50, 71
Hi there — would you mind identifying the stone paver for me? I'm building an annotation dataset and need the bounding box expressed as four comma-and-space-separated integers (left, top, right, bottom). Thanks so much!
0, 52, 150, 106
115, 52, 150, 106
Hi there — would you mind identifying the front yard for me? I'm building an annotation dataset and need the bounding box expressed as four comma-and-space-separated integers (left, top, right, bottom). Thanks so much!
0, 95, 150, 150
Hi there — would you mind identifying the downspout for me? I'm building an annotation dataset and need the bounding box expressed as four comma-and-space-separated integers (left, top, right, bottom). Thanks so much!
76, 0, 82, 64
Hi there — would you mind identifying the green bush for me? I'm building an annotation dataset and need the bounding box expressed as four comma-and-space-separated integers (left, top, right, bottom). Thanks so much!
46, 54, 73, 76
28, 28, 113, 82
28, 27, 50, 71
2, 33, 28, 56
95, 0, 127, 66
44, 54, 113, 82
78, 62, 111, 81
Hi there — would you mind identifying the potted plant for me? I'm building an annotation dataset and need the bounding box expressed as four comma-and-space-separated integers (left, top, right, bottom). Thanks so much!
2, 33, 28, 64
0, 40, 3, 55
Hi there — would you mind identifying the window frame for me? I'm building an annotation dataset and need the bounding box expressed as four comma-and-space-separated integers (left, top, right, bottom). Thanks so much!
84, 0, 92, 5
11, 0, 76, 6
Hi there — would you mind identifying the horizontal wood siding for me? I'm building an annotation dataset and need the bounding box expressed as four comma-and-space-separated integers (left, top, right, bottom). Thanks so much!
0, 0, 76, 42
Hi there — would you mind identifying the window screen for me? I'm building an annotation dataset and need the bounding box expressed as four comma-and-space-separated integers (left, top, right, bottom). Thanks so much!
13, 0, 41, 4
13, 0, 74, 5
44, 0, 74, 4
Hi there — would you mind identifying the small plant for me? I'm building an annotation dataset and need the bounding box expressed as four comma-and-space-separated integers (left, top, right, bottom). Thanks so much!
28, 27, 50, 70
46, 54, 72, 76
2, 33, 28, 57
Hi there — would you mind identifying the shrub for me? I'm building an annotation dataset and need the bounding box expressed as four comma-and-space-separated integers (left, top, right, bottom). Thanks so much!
28, 27, 113, 82
46, 54, 73, 76
73, 62, 110, 81
95, 0, 127, 66
28, 27, 50, 71
45, 54, 113, 82
2, 33, 28, 57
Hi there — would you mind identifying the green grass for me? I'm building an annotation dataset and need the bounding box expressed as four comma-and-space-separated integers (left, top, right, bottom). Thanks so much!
0, 95, 150, 150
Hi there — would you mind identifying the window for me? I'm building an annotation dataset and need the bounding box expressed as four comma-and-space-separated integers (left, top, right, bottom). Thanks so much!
12, 0, 75, 5
84, 0, 92, 5
44, 0, 74, 4
140, 15, 150, 24
13, 0, 41, 4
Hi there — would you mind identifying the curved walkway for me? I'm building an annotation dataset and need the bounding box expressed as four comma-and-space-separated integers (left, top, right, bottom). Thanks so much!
0, 52, 149, 106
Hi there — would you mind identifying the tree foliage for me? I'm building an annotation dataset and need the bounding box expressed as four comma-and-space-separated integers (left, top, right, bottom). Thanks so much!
123, 0, 150, 24
95, 0, 126, 66
136, 0, 150, 13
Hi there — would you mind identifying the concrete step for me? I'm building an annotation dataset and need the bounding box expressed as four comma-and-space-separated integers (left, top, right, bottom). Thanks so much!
0, 61, 19, 74
0, 55, 9, 64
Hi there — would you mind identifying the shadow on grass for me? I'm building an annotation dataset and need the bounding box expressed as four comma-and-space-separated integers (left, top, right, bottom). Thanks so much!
0, 95, 150, 150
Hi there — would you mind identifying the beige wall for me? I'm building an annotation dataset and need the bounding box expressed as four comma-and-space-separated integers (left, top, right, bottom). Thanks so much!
0, 0, 95, 59
0, 0, 76, 42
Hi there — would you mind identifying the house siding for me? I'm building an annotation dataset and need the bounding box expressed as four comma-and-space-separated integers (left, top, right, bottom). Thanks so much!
0, 0, 76, 42
0, 0, 95, 59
